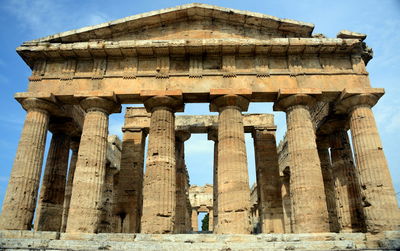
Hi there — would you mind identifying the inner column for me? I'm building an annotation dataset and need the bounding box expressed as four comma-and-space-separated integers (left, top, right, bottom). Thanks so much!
174, 130, 191, 233
34, 121, 73, 231
210, 94, 251, 234
252, 128, 284, 233
141, 95, 183, 234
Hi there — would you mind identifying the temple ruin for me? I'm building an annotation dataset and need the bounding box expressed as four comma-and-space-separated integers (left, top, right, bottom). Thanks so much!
0, 3, 399, 250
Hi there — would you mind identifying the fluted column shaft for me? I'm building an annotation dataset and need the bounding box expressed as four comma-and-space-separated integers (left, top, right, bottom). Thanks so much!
211, 94, 251, 234
252, 129, 284, 233
338, 94, 400, 232
174, 131, 190, 233
317, 139, 339, 232
98, 164, 117, 233
185, 184, 192, 232
141, 96, 183, 234
191, 209, 198, 231
35, 129, 71, 231
281, 175, 293, 233
66, 97, 120, 233
208, 130, 218, 231
116, 129, 146, 233
0, 98, 57, 230
208, 208, 214, 231
61, 139, 80, 232
330, 129, 365, 232
275, 94, 330, 233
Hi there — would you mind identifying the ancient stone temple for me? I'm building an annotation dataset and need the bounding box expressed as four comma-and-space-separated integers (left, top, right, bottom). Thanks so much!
0, 3, 399, 250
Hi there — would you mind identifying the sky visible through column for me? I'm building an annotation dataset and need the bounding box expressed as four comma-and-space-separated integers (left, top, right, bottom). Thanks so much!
0, 0, 399, 212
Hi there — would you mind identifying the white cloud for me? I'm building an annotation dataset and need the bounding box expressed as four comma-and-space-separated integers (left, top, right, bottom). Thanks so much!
3, 0, 110, 38
374, 98, 400, 134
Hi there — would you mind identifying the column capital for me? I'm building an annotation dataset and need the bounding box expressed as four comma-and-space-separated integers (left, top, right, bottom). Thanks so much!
207, 129, 218, 142
49, 119, 80, 137
335, 94, 379, 114
21, 98, 60, 115
80, 97, 121, 114
143, 96, 184, 113
316, 135, 330, 149
210, 94, 249, 112
70, 137, 80, 152
317, 116, 348, 135
176, 130, 191, 142
273, 94, 316, 112
251, 127, 275, 139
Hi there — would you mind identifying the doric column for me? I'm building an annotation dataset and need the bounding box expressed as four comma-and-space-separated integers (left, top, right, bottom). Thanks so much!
174, 130, 191, 233
141, 96, 183, 234
61, 138, 80, 232
185, 181, 192, 232
316, 137, 339, 232
336, 94, 400, 232
35, 121, 73, 231
66, 97, 120, 233
330, 128, 365, 232
98, 163, 118, 233
191, 208, 198, 231
207, 129, 218, 231
115, 128, 146, 233
0, 98, 58, 230
210, 94, 251, 234
208, 207, 214, 231
252, 128, 284, 233
274, 94, 330, 233
280, 172, 293, 233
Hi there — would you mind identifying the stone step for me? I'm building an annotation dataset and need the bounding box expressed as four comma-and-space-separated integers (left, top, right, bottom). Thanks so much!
0, 230, 399, 251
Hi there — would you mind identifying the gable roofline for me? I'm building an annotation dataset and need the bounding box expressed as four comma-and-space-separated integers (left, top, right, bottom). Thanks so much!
23, 3, 315, 44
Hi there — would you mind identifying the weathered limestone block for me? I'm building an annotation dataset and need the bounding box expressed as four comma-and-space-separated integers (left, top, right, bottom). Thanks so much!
274, 94, 330, 233
336, 94, 400, 232
66, 97, 120, 233
207, 130, 218, 231
330, 129, 365, 232
0, 98, 59, 230
210, 94, 251, 234
61, 138, 80, 232
252, 128, 284, 233
141, 96, 183, 234
115, 128, 146, 233
34, 123, 72, 231
316, 137, 339, 233
174, 130, 191, 233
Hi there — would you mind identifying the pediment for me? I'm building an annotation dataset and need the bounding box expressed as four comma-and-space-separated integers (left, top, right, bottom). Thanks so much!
25, 3, 314, 44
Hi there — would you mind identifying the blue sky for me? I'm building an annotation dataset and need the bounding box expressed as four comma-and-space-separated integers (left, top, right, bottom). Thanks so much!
0, 0, 399, 213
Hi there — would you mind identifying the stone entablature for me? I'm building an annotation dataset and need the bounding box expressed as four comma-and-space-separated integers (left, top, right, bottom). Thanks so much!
15, 4, 377, 106
123, 107, 275, 133
189, 185, 213, 210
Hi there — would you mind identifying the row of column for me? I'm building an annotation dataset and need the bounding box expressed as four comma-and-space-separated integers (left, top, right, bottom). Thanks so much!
0, 93, 398, 234
274, 94, 400, 233
0, 97, 121, 233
